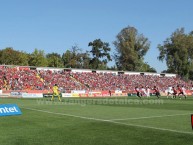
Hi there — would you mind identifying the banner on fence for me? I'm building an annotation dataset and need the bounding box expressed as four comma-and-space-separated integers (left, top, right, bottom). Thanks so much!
22, 93, 43, 98
62, 93, 72, 97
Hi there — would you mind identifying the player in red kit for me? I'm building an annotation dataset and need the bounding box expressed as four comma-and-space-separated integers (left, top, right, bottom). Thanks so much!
172, 86, 177, 99
153, 86, 160, 99
177, 85, 187, 99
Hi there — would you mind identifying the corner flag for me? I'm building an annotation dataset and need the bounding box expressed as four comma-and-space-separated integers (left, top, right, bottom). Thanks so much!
191, 114, 193, 129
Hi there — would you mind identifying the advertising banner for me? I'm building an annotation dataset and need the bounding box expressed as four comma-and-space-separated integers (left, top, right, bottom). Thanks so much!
43, 93, 53, 98
10, 91, 23, 97
22, 93, 43, 98
62, 93, 72, 97
112, 93, 128, 97
79, 94, 89, 97
115, 90, 122, 93
71, 90, 86, 94
72, 93, 80, 97
101, 91, 110, 97
0, 104, 22, 117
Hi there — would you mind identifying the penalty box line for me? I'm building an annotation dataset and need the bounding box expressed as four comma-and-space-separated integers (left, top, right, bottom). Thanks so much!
110, 113, 192, 121
21, 107, 193, 135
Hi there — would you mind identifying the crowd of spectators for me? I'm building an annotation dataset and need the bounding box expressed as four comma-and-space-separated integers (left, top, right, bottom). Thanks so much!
72, 72, 192, 92
0, 66, 192, 92
0, 66, 43, 90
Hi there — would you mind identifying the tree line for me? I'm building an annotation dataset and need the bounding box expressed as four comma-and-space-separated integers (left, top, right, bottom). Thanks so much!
0, 26, 193, 80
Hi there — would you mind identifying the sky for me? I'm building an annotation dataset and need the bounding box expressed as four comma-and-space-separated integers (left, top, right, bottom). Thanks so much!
0, 0, 193, 73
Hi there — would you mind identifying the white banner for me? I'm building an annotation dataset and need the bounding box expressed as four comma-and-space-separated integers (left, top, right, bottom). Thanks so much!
0, 90, 2, 94
22, 93, 43, 98
0, 93, 10, 98
71, 90, 86, 94
10, 91, 24, 97
115, 90, 122, 93
62, 93, 72, 97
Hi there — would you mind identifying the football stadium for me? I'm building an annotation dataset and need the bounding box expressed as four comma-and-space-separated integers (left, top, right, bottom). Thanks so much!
0, 65, 193, 145
1, 1, 193, 145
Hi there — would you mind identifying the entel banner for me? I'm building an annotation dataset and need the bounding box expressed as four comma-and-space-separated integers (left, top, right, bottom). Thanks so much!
0, 104, 22, 117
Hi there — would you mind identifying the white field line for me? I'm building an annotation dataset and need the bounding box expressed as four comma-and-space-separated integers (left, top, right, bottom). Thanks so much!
21, 107, 193, 135
110, 113, 191, 121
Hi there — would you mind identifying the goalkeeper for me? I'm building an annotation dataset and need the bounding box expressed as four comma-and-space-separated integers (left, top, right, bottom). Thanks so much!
51, 84, 62, 101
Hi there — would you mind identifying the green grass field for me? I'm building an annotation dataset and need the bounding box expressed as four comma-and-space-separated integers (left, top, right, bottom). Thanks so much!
0, 96, 193, 145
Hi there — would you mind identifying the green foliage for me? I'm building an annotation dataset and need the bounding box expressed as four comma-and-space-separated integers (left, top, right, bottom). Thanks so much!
62, 45, 91, 69
107, 65, 118, 70
46, 53, 64, 67
141, 62, 157, 72
62, 50, 72, 68
69, 45, 81, 68
0, 47, 29, 65
113, 26, 151, 71
29, 48, 48, 67
78, 51, 91, 69
158, 28, 193, 79
88, 39, 112, 69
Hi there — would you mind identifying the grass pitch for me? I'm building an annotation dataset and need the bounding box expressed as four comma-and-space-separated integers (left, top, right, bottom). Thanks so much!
0, 96, 193, 145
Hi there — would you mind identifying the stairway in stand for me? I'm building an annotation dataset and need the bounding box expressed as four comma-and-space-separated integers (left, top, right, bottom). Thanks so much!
70, 75, 89, 89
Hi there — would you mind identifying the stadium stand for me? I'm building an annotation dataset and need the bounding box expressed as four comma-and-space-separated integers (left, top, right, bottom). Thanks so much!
0, 65, 192, 94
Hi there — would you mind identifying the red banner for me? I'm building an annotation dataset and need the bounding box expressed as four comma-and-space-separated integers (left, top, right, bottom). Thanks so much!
191, 114, 193, 129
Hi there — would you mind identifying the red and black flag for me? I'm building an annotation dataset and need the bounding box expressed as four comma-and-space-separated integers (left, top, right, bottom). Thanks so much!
191, 114, 193, 129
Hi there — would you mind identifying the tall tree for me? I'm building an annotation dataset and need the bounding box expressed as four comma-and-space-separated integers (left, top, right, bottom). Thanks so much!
80, 51, 91, 69
88, 39, 112, 69
70, 45, 83, 68
113, 26, 150, 71
0, 47, 29, 65
29, 48, 48, 67
157, 28, 193, 79
62, 45, 92, 69
62, 45, 82, 68
62, 50, 72, 68
46, 53, 63, 67
141, 62, 157, 72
